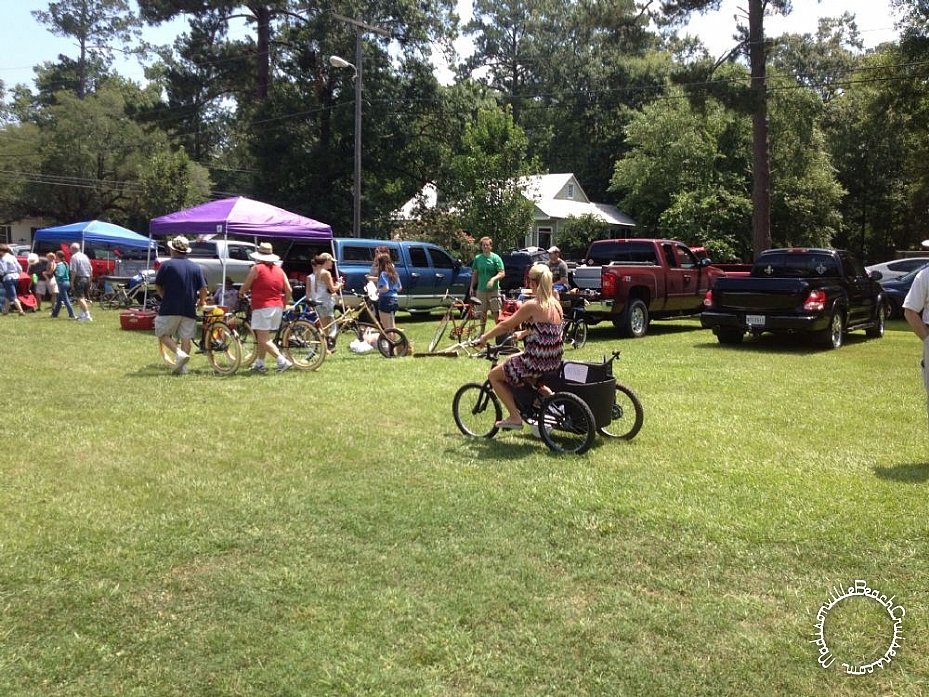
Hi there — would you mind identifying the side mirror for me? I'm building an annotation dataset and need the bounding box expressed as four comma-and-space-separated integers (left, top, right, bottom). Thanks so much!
698, 257, 712, 268
869, 270, 883, 281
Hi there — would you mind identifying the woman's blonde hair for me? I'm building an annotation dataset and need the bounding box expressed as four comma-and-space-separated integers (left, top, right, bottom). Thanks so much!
527, 264, 556, 310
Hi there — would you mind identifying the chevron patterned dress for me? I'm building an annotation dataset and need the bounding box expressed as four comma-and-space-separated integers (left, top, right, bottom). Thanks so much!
503, 319, 564, 386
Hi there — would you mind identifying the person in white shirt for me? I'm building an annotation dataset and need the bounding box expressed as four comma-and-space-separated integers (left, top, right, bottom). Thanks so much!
903, 266, 929, 427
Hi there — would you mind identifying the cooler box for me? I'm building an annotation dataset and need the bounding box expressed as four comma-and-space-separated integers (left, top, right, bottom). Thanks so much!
120, 309, 156, 331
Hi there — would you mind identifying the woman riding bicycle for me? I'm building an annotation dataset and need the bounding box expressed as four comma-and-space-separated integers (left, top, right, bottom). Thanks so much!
474, 264, 564, 430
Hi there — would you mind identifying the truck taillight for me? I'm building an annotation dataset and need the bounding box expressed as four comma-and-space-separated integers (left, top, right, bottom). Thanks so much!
602, 271, 615, 296
153, 259, 161, 270
703, 289, 713, 307
804, 289, 827, 312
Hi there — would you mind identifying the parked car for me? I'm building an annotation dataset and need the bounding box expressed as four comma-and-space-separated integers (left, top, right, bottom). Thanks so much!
881, 263, 929, 318
499, 247, 549, 293
865, 256, 929, 281
154, 238, 257, 289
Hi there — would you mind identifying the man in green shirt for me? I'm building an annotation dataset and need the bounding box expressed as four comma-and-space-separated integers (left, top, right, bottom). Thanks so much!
469, 236, 505, 332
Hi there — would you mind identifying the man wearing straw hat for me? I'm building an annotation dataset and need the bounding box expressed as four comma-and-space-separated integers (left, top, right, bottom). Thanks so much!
239, 242, 293, 373
154, 235, 208, 375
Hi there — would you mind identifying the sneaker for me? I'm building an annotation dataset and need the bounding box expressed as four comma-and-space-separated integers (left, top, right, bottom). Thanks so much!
172, 350, 190, 375
249, 362, 268, 374
276, 358, 293, 373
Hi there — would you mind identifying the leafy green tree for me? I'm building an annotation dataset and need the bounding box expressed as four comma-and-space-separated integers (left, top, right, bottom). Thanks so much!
447, 105, 537, 252
32, 0, 142, 99
554, 215, 612, 260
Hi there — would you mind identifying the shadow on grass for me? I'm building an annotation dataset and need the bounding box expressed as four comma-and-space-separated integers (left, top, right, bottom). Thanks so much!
873, 463, 929, 483
691, 330, 881, 355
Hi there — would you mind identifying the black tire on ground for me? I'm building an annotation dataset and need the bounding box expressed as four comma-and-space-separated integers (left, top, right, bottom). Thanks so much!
452, 383, 501, 438
866, 302, 886, 338
816, 310, 845, 350
538, 392, 597, 455
716, 328, 744, 345
615, 299, 649, 338
598, 383, 644, 440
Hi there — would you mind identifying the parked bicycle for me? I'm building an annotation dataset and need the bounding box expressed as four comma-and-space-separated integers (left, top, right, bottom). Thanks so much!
234, 296, 326, 371
159, 305, 242, 375
98, 273, 160, 311
428, 291, 483, 354
561, 295, 588, 349
452, 345, 643, 454
327, 290, 410, 357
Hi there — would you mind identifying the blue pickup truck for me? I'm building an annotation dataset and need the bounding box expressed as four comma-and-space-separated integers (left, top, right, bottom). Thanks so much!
278, 237, 472, 313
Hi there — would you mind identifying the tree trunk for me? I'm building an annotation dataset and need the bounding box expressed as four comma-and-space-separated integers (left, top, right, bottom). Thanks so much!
255, 5, 271, 101
748, 0, 770, 259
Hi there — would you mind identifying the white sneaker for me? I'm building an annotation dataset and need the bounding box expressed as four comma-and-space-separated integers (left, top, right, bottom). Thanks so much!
249, 362, 268, 374
173, 350, 190, 375
276, 358, 293, 373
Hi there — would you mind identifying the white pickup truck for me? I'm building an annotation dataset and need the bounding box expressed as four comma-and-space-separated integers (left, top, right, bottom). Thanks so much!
155, 239, 256, 289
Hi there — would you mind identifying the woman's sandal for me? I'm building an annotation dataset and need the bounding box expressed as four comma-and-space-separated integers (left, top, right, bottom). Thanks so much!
495, 418, 524, 430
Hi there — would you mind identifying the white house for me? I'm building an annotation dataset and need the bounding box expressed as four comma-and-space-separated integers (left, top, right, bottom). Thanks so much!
0, 217, 53, 247
394, 173, 635, 250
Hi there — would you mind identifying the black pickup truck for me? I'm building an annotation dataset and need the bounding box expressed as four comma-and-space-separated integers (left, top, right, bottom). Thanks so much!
700, 248, 886, 349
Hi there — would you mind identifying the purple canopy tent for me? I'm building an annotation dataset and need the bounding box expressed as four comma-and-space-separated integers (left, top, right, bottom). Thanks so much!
149, 196, 332, 240
149, 196, 333, 289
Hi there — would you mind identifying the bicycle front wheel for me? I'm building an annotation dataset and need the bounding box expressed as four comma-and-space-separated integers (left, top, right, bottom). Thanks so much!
283, 319, 326, 370
598, 383, 644, 440
429, 313, 451, 352
538, 392, 596, 455
236, 320, 257, 368
452, 383, 501, 438
377, 328, 409, 358
205, 320, 241, 375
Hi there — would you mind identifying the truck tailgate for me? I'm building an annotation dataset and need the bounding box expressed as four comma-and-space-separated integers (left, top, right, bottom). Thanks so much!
713, 278, 812, 312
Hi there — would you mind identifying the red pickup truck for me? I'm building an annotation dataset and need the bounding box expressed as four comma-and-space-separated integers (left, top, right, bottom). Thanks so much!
571, 238, 728, 338
17, 242, 116, 278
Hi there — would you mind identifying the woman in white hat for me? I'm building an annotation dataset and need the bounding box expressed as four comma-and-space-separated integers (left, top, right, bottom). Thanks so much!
239, 242, 293, 373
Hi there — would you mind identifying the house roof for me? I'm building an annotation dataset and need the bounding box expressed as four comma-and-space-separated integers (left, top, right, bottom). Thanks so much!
393, 174, 635, 227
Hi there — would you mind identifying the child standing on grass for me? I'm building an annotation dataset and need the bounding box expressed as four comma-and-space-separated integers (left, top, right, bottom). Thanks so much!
374, 252, 401, 330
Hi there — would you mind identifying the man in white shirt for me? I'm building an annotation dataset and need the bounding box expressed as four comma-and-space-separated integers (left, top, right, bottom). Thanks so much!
69, 243, 93, 321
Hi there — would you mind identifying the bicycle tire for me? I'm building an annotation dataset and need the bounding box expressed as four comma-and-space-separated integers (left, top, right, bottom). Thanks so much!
282, 319, 326, 370
452, 383, 501, 438
574, 319, 588, 349
538, 392, 596, 455
376, 327, 409, 358
205, 320, 241, 375
236, 319, 258, 368
429, 312, 451, 352
598, 383, 644, 440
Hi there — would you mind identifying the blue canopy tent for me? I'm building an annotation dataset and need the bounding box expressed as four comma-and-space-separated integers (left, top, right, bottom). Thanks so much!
34, 220, 156, 251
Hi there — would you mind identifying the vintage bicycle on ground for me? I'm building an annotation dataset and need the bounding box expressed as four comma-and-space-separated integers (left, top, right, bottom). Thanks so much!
158, 305, 242, 375
452, 344, 644, 454
233, 296, 326, 371
97, 272, 160, 311
427, 291, 486, 355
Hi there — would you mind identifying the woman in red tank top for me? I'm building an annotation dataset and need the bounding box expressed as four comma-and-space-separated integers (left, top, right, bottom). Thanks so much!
238, 243, 294, 373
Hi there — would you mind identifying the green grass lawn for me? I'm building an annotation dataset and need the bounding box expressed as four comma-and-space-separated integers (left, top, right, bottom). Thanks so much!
2, 308, 927, 696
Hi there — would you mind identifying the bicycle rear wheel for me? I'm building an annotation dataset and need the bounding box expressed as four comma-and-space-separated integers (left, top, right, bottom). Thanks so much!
573, 319, 588, 349
538, 392, 596, 454
377, 327, 409, 358
283, 319, 326, 370
428, 312, 451, 352
205, 320, 241, 375
452, 383, 501, 438
598, 383, 644, 440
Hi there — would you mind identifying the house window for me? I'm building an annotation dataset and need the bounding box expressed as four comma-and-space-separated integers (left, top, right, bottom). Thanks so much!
566, 183, 575, 200
537, 227, 552, 250
0, 225, 10, 243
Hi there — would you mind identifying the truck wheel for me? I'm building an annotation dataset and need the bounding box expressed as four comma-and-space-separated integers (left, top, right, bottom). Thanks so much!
866, 302, 886, 338
716, 328, 744, 345
817, 310, 845, 349
615, 299, 649, 338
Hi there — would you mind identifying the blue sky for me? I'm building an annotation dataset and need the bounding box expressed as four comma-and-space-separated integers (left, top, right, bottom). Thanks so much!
0, 0, 900, 91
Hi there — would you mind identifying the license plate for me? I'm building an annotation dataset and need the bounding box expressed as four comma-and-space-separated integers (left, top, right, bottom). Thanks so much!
745, 314, 765, 327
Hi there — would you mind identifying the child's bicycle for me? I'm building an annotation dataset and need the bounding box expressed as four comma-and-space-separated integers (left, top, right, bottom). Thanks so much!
159, 305, 242, 375
452, 344, 643, 454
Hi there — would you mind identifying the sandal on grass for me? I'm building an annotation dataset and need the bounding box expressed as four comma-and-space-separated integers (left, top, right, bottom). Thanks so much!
495, 418, 524, 430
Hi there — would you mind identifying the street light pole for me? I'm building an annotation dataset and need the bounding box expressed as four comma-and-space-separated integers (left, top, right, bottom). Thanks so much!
329, 49, 361, 238
330, 14, 390, 239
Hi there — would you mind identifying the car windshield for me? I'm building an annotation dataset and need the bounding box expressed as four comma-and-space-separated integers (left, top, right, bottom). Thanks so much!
897, 263, 929, 283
